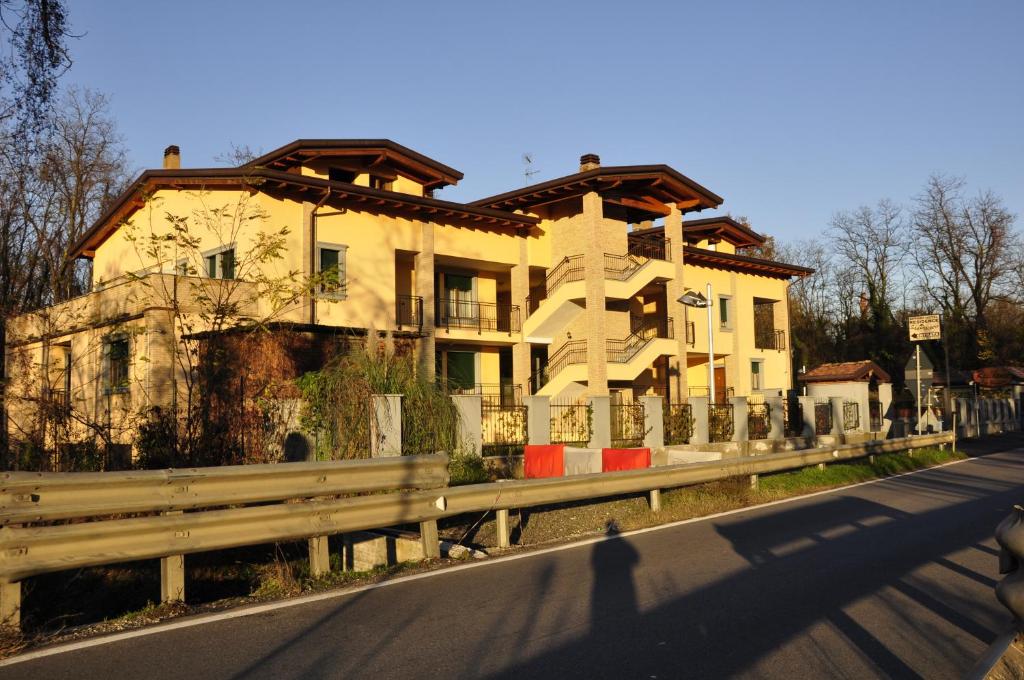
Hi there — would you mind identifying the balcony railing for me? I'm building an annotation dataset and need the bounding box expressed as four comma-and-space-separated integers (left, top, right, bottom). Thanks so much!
530, 340, 587, 393
395, 295, 423, 331
603, 252, 649, 281
685, 320, 695, 347
755, 328, 786, 351
626, 236, 671, 262
688, 386, 735, 399
608, 318, 674, 363
436, 299, 520, 334
443, 382, 522, 406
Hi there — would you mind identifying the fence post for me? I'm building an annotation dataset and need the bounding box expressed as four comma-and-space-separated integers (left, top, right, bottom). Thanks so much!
451, 394, 483, 456
588, 395, 612, 449
161, 510, 185, 604
370, 394, 403, 457
640, 395, 664, 449
420, 519, 440, 559
308, 536, 330, 578
0, 581, 20, 630
690, 396, 710, 445
523, 395, 551, 445
830, 397, 844, 439
496, 508, 511, 548
798, 395, 816, 439
766, 396, 784, 440
730, 396, 748, 443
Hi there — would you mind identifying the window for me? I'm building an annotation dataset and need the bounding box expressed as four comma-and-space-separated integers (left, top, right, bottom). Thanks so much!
204, 246, 235, 279
328, 167, 357, 183
317, 243, 348, 298
719, 295, 732, 330
445, 351, 476, 390
751, 360, 763, 390
106, 337, 130, 393
442, 273, 475, 321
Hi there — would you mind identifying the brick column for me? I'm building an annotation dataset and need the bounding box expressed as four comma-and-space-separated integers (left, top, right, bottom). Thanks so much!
511, 238, 531, 396
415, 221, 436, 379
581, 192, 608, 395
664, 205, 688, 401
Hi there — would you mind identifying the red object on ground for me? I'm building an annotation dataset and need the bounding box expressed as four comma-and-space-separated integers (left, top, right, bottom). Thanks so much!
524, 444, 565, 478
601, 447, 651, 472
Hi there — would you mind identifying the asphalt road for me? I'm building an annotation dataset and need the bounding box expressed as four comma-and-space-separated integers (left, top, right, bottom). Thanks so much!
4, 436, 1023, 679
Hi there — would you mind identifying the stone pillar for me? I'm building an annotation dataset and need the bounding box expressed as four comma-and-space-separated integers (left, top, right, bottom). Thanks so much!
798, 395, 816, 438
830, 397, 844, 438
451, 394, 483, 455
371, 395, 403, 456
524, 395, 551, 445
766, 396, 784, 440
690, 396, 710, 445
640, 395, 664, 449
730, 396, 748, 443
664, 205, 688, 400
512, 239, 532, 396
415, 221, 436, 378
587, 395, 612, 449
581, 192, 608, 395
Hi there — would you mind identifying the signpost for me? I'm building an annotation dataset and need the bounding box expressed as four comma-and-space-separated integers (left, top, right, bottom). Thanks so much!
908, 315, 942, 435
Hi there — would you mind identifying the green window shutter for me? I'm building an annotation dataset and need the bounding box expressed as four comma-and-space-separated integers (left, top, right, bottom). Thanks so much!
220, 249, 235, 280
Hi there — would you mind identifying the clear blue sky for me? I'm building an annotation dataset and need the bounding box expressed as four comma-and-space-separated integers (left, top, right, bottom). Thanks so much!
65, 0, 1022, 245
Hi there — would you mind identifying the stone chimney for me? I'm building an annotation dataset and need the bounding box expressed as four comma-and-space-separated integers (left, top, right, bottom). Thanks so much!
579, 153, 600, 172
163, 145, 181, 169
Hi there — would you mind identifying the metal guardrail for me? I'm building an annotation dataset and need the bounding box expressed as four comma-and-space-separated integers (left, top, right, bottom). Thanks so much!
0, 432, 953, 630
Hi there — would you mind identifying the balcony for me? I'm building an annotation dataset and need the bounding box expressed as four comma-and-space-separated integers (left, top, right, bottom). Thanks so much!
442, 381, 522, 406
755, 328, 786, 351
626, 235, 671, 262
395, 295, 423, 332
436, 299, 521, 335
685, 320, 695, 347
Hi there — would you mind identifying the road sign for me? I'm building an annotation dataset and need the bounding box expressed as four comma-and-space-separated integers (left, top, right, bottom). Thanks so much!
909, 314, 941, 341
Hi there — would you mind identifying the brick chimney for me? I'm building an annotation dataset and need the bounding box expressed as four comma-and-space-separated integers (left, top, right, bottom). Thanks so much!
163, 145, 181, 169
579, 153, 600, 172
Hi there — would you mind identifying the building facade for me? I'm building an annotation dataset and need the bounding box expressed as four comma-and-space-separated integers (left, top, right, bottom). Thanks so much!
5, 140, 812, 450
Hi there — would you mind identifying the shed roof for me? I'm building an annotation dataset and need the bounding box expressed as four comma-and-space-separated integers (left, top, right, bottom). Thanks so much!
800, 360, 891, 384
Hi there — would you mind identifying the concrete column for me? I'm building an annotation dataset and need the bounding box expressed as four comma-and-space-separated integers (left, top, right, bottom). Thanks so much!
415, 221, 436, 378
524, 395, 551, 445
690, 396, 710, 445
830, 397, 844, 437
512, 239, 532, 396
766, 396, 784, 440
664, 205, 688, 400
879, 383, 893, 436
420, 520, 440, 559
730, 396, 748, 443
640, 395, 664, 449
451, 394, 483, 455
0, 581, 19, 629
587, 395, 612, 449
798, 395, 816, 438
371, 394, 403, 457
581, 192, 608, 395
496, 508, 511, 548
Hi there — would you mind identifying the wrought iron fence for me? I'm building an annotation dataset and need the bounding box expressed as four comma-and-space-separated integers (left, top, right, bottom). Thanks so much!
784, 397, 804, 437
444, 382, 522, 406
395, 295, 423, 331
685, 320, 695, 347
550, 401, 592, 446
688, 386, 735, 399
754, 328, 786, 351
709, 403, 734, 443
814, 399, 833, 435
611, 402, 646, 447
481, 403, 528, 457
843, 401, 860, 431
626, 236, 670, 261
436, 299, 521, 334
747, 398, 770, 440
664, 401, 694, 445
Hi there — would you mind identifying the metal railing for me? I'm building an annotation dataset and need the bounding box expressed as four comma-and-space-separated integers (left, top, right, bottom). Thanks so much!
685, 320, 695, 347
689, 386, 735, 399
0, 432, 953, 630
481, 403, 528, 456
395, 295, 423, 331
754, 328, 786, 351
784, 398, 804, 437
436, 299, 520, 334
608, 318, 674, 364
611, 402, 646, 448
550, 400, 592, 446
663, 401, 694, 445
814, 399, 833, 435
603, 252, 649, 281
626, 236, 671, 261
843, 401, 860, 431
444, 382, 522, 406
748, 400, 771, 440
709, 403, 734, 443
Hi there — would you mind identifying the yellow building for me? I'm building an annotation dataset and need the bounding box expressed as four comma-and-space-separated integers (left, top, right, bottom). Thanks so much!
4, 140, 811, 452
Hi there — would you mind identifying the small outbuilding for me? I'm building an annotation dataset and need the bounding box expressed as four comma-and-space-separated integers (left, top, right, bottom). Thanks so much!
799, 360, 893, 434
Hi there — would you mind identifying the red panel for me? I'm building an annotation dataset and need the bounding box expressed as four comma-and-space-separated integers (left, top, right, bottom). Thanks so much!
524, 444, 565, 478
601, 447, 651, 472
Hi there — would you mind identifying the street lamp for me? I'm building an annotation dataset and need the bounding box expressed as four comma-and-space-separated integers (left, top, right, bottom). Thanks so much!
678, 283, 715, 402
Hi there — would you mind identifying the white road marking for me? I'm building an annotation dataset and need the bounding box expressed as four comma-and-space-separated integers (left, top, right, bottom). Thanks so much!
0, 453, 987, 667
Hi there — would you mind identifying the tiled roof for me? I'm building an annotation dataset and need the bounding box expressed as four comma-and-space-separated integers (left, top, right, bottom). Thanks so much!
800, 360, 891, 384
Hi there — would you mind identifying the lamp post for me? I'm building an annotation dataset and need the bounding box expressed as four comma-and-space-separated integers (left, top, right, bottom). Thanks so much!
679, 284, 715, 402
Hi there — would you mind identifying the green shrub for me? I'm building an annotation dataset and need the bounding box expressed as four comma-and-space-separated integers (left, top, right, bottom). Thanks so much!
448, 452, 491, 486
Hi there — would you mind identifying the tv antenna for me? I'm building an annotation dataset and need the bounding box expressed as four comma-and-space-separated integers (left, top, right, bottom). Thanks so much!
522, 153, 539, 185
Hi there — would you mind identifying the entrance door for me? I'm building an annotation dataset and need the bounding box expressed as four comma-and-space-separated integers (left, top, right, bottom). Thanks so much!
714, 366, 727, 403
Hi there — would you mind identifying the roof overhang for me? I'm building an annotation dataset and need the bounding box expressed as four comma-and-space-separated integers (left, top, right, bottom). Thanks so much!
683, 245, 813, 279
682, 216, 765, 248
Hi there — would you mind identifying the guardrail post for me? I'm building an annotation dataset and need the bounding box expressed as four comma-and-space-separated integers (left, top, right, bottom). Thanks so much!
161, 510, 185, 604
798, 396, 816, 439
451, 394, 483, 455
766, 396, 784, 441
690, 396, 710, 445
730, 396, 748, 443
0, 581, 20, 630
371, 394, 403, 457
524, 395, 551, 444
830, 397, 844, 439
587, 395, 612, 449
496, 508, 511, 548
420, 520, 440, 559
640, 395, 664, 449
308, 536, 330, 578
648, 489, 662, 512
